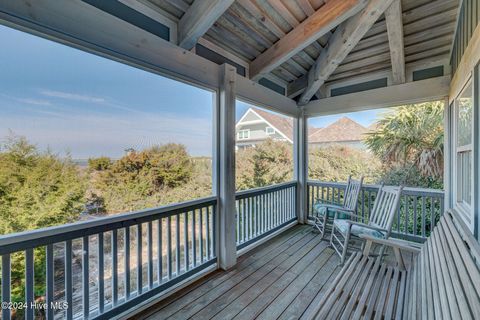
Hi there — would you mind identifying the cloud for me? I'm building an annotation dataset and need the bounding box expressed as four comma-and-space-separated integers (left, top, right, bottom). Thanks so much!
0, 111, 213, 158
38, 89, 140, 113
40, 90, 106, 103
16, 98, 52, 106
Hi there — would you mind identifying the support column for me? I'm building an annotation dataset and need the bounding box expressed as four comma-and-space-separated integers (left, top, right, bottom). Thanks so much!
217, 63, 237, 270
473, 65, 480, 239
443, 96, 453, 210
294, 109, 308, 224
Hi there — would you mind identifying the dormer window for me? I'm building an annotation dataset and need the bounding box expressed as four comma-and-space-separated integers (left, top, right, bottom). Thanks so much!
238, 129, 250, 140
266, 127, 275, 135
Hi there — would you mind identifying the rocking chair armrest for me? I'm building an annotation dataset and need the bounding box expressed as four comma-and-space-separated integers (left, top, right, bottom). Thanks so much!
347, 221, 388, 234
334, 211, 365, 222
359, 234, 422, 253
315, 199, 337, 205
320, 204, 354, 213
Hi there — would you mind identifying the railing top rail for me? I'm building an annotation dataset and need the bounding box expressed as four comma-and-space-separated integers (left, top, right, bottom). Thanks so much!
0, 196, 217, 252
307, 180, 444, 196
235, 181, 297, 199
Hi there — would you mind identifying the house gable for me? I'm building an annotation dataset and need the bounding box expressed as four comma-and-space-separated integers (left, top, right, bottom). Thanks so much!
240, 110, 262, 123
236, 108, 293, 144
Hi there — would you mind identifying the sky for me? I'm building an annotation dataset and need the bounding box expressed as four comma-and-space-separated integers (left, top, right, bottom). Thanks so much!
0, 24, 385, 159
0, 25, 214, 158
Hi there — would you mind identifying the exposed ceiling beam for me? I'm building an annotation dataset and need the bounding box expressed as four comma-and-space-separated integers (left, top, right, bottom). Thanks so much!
385, 0, 405, 84
287, 75, 307, 98
304, 76, 450, 117
178, 0, 234, 50
315, 85, 328, 99
297, 0, 395, 105
249, 0, 367, 81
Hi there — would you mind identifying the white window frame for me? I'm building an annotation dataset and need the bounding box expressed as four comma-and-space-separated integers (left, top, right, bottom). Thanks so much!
453, 77, 475, 230
237, 129, 250, 140
265, 126, 275, 135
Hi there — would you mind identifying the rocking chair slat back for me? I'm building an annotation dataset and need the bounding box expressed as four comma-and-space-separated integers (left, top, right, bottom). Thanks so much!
313, 176, 364, 240
343, 176, 364, 211
369, 186, 403, 232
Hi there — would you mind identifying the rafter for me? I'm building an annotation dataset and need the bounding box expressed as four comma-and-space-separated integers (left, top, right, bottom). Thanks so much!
297, 0, 395, 105
178, 0, 234, 50
385, 0, 405, 84
249, 0, 367, 81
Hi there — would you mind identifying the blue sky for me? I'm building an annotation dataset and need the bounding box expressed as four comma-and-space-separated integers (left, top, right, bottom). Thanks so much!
0, 25, 214, 158
0, 25, 384, 158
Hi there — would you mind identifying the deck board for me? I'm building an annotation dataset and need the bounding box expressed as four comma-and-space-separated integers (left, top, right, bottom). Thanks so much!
136, 225, 341, 320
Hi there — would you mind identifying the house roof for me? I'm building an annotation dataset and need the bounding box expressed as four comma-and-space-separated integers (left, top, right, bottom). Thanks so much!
309, 117, 368, 143
308, 127, 323, 137
367, 122, 380, 131
249, 107, 294, 141
238, 108, 368, 144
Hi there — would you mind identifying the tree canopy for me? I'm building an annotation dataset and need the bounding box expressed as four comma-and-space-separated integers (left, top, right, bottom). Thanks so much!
90, 144, 204, 213
0, 135, 86, 234
236, 139, 293, 190
309, 145, 381, 184
365, 101, 444, 187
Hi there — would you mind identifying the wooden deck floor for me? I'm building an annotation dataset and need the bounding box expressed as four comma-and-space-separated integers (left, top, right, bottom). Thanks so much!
136, 225, 341, 320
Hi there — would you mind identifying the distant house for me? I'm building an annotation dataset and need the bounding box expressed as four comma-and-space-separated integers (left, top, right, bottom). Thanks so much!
309, 117, 369, 149
236, 108, 370, 149
236, 107, 293, 149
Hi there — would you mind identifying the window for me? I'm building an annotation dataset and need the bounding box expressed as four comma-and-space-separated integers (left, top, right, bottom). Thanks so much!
238, 129, 250, 140
266, 126, 275, 135
454, 80, 473, 228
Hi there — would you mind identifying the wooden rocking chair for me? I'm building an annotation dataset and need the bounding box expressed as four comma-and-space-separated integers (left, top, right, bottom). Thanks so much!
330, 184, 403, 264
312, 176, 363, 239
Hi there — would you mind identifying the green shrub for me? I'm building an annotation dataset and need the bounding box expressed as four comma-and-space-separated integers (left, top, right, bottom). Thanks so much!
88, 156, 112, 171
236, 139, 293, 190
308, 145, 381, 184
93, 144, 196, 213
0, 135, 86, 315
0, 135, 86, 234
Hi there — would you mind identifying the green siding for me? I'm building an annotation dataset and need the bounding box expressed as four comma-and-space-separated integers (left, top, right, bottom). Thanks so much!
258, 78, 286, 95
82, 0, 170, 41
195, 44, 246, 77
330, 78, 387, 97
413, 66, 444, 81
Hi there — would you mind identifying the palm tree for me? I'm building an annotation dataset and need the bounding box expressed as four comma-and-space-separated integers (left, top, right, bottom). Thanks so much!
365, 101, 444, 179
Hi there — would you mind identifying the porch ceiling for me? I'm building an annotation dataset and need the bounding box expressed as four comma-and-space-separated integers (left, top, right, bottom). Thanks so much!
141, 0, 459, 104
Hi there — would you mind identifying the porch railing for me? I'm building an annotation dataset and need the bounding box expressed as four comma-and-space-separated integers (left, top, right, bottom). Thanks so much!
0, 197, 216, 320
235, 181, 297, 250
307, 180, 444, 242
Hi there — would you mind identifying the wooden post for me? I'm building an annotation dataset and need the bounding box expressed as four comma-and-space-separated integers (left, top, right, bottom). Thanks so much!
473, 65, 479, 239
216, 63, 237, 270
385, 0, 405, 85
294, 109, 307, 224
443, 96, 453, 210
